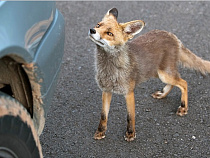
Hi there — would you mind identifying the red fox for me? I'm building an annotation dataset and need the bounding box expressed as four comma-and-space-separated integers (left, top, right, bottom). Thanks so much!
88, 8, 210, 141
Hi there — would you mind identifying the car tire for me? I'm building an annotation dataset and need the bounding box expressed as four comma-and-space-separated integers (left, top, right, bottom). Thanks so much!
0, 92, 43, 158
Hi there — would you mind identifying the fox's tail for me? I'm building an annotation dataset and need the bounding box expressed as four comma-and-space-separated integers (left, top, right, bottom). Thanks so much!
179, 44, 210, 75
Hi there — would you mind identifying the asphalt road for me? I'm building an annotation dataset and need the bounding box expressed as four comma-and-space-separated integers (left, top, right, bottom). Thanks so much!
40, 1, 210, 158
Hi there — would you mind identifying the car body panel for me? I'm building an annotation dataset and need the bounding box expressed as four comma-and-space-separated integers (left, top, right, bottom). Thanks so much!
0, 1, 65, 134
0, 1, 55, 62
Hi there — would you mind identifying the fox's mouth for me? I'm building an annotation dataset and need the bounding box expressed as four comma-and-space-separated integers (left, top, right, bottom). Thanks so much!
89, 35, 105, 47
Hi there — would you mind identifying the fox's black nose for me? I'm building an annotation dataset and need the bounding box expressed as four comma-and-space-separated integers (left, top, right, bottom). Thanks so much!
90, 28, 96, 34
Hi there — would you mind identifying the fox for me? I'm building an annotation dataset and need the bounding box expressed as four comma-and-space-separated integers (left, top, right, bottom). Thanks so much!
88, 8, 210, 141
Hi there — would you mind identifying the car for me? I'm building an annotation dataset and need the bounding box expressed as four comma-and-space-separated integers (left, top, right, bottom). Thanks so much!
0, 1, 65, 158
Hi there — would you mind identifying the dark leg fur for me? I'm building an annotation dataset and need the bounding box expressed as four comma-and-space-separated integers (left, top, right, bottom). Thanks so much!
157, 70, 188, 116
124, 92, 136, 141
94, 92, 112, 140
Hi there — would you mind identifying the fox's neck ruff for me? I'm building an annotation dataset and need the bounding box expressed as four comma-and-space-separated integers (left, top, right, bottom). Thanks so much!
95, 44, 130, 68
96, 44, 128, 57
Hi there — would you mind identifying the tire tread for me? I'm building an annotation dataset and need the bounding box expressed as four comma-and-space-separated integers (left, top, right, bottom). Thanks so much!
0, 93, 42, 158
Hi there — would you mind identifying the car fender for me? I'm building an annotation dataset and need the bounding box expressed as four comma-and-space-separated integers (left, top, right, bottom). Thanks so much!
0, 1, 55, 62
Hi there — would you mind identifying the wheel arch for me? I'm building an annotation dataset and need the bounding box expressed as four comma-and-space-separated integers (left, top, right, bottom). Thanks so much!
0, 46, 33, 63
0, 53, 45, 135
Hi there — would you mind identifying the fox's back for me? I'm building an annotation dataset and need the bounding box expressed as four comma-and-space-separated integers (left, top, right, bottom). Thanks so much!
129, 30, 181, 57
127, 30, 181, 81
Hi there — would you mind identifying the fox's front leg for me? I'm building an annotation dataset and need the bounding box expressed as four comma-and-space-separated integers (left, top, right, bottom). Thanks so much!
124, 91, 136, 141
94, 91, 112, 140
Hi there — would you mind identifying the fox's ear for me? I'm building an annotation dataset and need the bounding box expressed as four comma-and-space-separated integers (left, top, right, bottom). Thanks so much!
121, 20, 145, 39
108, 8, 118, 19
104, 8, 118, 20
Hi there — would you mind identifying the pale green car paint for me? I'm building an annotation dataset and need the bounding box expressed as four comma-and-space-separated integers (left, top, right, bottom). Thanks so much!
0, 1, 65, 135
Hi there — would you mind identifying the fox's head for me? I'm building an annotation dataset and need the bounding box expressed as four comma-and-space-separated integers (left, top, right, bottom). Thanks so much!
88, 8, 145, 50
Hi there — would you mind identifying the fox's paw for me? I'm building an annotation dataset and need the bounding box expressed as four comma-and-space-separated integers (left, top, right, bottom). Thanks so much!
176, 106, 188, 116
94, 130, 105, 140
152, 91, 165, 99
124, 131, 136, 142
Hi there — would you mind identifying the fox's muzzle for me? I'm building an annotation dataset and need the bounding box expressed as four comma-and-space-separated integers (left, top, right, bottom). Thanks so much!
88, 28, 108, 48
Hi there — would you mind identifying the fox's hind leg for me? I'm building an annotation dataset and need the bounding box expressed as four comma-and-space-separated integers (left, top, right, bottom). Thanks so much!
157, 70, 188, 116
175, 79, 188, 116
152, 84, 174, 99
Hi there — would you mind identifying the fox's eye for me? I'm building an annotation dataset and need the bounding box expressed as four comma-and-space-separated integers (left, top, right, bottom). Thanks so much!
107, 32, 114, 36
96, 24, 100, 28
